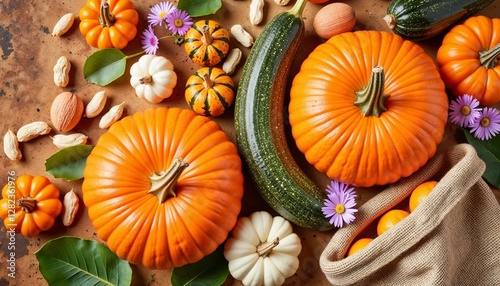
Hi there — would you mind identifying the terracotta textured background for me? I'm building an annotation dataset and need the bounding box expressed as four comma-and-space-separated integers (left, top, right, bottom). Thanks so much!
1, 0, 499, 285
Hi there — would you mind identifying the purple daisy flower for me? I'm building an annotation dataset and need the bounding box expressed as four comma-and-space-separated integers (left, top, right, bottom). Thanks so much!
322, 180, 358, 228
141, 26, 159, 55
449, 94, 482, 128
470, 107, 500, 140
165, 9, 193, 36
148, 2, 176, 26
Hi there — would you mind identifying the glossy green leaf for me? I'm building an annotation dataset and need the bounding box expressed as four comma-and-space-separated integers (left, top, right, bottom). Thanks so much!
464, 129, 500, 187
35, 236, 132, 286
45, 145, 94, 180
171, 245, 229, 286
84, 48, 127, 86
177, 0, 222, 17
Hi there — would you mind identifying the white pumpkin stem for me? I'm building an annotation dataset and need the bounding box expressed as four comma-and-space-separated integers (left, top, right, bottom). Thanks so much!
17, 197, 36, 213
140, 75, 153, 85
354, 65, 389, 117
202, 73, 214, 89
201, 24, 213, 45
257, 237, 280, 257
479, 43, 500, 69
99, 0, 116, 27
148, 158, 189, 203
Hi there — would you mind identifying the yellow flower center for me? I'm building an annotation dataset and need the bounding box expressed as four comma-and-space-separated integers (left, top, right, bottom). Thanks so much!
174, 18, 183, 28
480, 117, 490, 127
461, 105, 471, 115
159, 11, 167, 18
335, 204, 345, 214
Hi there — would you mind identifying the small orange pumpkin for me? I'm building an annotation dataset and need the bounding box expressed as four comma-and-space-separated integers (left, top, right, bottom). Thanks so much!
79, 0, 139, 49
82, 107, 244, 269
289, 31, 448, 187
437, 15, 500, 106
184, 20, 230, 66
185, 67, 236, 117
0, 175, 62, 237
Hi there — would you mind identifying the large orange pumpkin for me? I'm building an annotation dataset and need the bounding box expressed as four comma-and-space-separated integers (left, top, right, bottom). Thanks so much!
289, 30, 448, 187
437, 15, 500, 106
82, 107, 244, 269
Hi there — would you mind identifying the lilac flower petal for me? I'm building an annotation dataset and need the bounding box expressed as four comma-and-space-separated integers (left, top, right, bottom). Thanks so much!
165, 9, 193, 36
470, 107, 500, 140
148, 2, 175, 26
449, 94, 482, 128
141, 26, 159, 55
322, 180, 358, 228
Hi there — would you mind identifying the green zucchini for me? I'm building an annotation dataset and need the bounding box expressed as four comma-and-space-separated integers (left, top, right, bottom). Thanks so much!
384, 0, 494, 41
234, 0, 332, 231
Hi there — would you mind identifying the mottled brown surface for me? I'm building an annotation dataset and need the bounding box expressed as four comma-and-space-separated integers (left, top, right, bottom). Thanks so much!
1, 0, 499, 285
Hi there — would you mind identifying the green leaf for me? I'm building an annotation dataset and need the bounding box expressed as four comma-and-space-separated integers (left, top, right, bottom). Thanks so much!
171, 245, 229, 286
177, 0, 222, 17
464, 129, 500, 187
45, 145, 94, 180
84, 48, 127, 86
35, 236, 132, 286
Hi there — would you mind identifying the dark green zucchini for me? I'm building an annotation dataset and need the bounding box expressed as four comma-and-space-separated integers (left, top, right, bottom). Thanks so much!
234, 0, 332, 231
384, 0, 494, 40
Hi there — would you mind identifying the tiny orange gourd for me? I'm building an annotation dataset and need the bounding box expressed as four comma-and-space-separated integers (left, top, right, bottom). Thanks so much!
289, 31, 448, 187
184, 20, 230, 67
185, 67, 236, 117
79, 0, 139, 49
82, 107, 244, 269
437, 15, 500, 106
0, 175, 62, 237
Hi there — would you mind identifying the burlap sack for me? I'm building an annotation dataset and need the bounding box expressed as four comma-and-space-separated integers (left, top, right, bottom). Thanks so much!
319, 143, 500, 286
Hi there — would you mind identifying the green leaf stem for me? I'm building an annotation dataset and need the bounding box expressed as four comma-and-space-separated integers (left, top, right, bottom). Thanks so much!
464, 129, 500, 187
45, 145, 94, 180
171, 245, 229, 286
83, 48, 129, 86
35, 237, 132, 286
177, 0, 222, 17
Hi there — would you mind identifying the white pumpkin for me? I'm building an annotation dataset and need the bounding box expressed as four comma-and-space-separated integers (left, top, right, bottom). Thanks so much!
129, 54, 177, 104
224, 211, 302, 286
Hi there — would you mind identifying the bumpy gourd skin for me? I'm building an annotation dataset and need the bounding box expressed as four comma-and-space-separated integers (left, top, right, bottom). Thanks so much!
234, 0, 332, 232
385, 0, 494, 41
290, 30, 448, 187
185, 67, 235, 117
184, 20, 230, 67
0, 175, 62, 237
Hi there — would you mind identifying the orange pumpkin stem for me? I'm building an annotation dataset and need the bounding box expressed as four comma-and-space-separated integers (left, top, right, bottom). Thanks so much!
354, 66, 389, 117
256, 237, 280, 257
99, 0, 116, 27
201, 25, 213, 45
148, 158, 189, 203
479, 43, 500, 69
202, 73, 214, 89
18, 197, 36, 213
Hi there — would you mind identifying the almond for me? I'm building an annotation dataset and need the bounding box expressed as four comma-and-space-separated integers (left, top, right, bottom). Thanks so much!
50, 92, 84, 132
